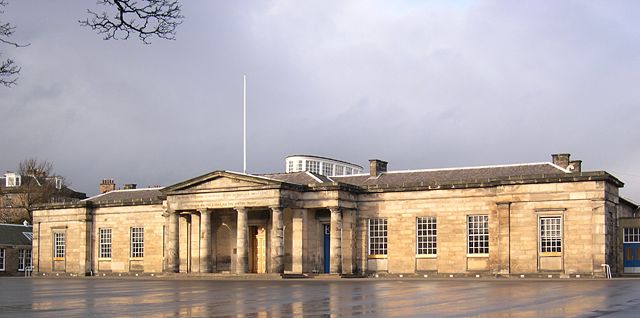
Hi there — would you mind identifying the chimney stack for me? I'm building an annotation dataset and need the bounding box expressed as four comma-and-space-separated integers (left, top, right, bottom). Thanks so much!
568, 160, 582, 173
551, 153, 571, 169
123, 183, 137, 190
369, 159, 388, 177
99, 179, 116, 194
551, 153, 582, 172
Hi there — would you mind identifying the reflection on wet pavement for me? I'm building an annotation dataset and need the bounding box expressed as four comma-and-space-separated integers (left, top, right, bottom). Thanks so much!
2, 278, 640, 317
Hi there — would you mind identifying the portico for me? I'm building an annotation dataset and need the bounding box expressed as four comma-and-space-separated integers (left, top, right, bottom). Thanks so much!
161, 171, 353, 275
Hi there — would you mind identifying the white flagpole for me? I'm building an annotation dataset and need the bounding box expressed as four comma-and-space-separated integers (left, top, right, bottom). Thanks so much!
243, 74, 247, 174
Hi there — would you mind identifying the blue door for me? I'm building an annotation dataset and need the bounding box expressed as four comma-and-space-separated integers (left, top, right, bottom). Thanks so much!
624, 243, 640, 273
323, 224, 330, 273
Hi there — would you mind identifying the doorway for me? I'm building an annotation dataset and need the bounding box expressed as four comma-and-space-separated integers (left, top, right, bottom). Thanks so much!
249, 225, 266, 273
323, 224, 330, 273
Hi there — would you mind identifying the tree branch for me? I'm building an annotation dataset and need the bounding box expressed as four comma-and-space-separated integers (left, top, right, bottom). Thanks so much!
0, 0, 26, 87
80, 0, 184, 44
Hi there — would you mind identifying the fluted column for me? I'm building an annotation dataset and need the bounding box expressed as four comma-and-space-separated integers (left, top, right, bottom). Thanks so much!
235, 207, 249, 274
166, 210, 180, 273
270, 206, 285, 273
199, 209, 212, 273
330, 207, 342, 274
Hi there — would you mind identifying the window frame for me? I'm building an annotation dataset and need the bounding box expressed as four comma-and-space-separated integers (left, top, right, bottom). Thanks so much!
416, 216, 437, 257
53, 231, 65, 259
130, 227, 144, 258
99, 228, 112, 259
0, 248, 5, 271
539, 216, 563, 256
368, 218, 388, 258
17, 249, 32, 272
624, 227, 640, 243
467, 215, 489, 256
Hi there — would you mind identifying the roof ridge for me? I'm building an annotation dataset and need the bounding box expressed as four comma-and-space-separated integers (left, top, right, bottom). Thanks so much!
84, 187, 163, 201
0, 223, 33, 228
381, 162, 567, 174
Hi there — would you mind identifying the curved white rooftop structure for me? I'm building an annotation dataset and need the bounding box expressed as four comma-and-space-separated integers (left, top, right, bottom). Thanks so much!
285, 155, 364, 176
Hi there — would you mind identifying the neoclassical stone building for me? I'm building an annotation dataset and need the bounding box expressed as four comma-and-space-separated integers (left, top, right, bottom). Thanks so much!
32, 153, 640, 277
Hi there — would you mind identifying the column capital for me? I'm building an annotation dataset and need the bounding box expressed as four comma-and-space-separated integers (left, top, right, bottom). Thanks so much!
269, 206, 283, 212
329, 206, 341, 214
162, 208, 178, 217
234, 206, 247, 213
199, 208, 211, 215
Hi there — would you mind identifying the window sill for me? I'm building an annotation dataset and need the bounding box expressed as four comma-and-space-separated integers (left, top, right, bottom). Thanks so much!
367, 255, 388, 259
98, 258, 112, 261
53, 257, 64, 261
540, 252, 562, 257
129, 257, 144, 260
466, 254, 489, 258
416, 254, 437, 259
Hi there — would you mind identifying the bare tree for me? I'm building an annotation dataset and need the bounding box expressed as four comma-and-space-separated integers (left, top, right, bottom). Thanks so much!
0, 1, 183, 88
0, 158, 84, 223
0, 0, 24, 87
80, 0, 184, 44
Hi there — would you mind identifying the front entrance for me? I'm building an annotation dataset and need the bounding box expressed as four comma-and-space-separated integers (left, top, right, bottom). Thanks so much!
249, 225, 267, 273
323, 224, 330, 273
624, 243, 640, 273
623, 227, 640, 274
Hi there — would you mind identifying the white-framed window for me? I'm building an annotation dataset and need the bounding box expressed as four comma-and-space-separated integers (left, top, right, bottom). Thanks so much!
345, 167, 353, 175
18, 249, 32, 271
6, 173, 21, 187
539, 216, 562, 253
54, 232, 65, 258
417, 217, 437, 255
368, 218, 388, 256
297, 160, 303, 171
624, 227, 640, 243
99, 228, 112, 258
467, 215, 489, 254
55, 177, 63, 189
306, 160, 320, 174
334, 165, 344, 176
287, 160, 294, 173
322, 163, 333, 176
0, 248, 5, 271
130, 227, 144, 258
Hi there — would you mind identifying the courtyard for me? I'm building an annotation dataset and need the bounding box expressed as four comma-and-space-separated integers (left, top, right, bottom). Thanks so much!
1, 278, 640, 317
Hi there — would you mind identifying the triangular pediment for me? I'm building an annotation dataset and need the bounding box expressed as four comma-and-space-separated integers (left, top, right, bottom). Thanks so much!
162, 171, 282, 194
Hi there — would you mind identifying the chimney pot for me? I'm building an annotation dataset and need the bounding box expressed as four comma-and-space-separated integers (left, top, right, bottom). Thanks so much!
123, 184, 137, 190
369, 159, 388, 177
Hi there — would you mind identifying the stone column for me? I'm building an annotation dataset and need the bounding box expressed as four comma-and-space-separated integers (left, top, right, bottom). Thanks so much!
199, 209, 212, 273
270, 206, 285, 273
330, 207, 342, 274
235, 207, 249, 274
291, 209, 305, 273
166, 209, 180, 273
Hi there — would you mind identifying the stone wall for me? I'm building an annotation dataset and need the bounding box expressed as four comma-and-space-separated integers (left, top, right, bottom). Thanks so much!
354, 180, 613, 276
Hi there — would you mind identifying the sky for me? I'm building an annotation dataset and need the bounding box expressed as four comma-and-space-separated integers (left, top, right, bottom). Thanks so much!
1, 0, 640, 198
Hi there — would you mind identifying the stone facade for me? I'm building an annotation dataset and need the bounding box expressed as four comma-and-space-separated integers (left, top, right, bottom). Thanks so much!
31, 154, 639, 278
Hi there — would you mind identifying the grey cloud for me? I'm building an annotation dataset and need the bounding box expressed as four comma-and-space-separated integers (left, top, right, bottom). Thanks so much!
1, 0, 639, 199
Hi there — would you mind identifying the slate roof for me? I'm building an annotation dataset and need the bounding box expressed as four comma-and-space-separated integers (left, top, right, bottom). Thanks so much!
260, 171, 333, 185
0, 223, 33, 247
331, 163, 570, 187
84, 188, 165, 205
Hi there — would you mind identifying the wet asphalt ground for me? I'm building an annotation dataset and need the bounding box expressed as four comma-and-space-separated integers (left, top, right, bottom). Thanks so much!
1, 278, 640, 317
